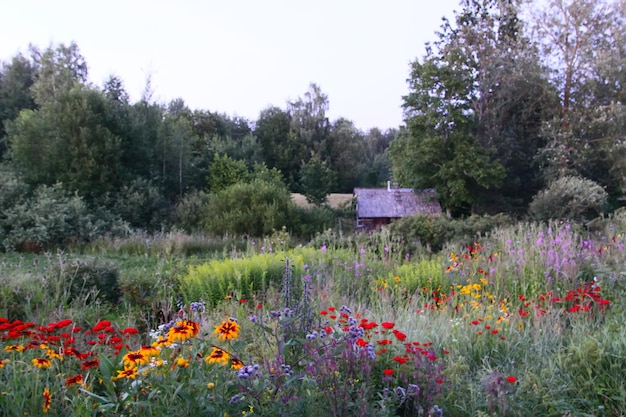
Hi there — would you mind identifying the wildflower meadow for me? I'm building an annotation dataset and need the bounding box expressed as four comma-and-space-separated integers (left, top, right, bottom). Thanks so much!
1, 218, 626, 416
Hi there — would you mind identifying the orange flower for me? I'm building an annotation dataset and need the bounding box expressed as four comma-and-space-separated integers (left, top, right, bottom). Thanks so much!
214, 318, 240, 341
42, 387, 51, 413
123, 350, 148, 368
167, 320, 199, 343
32, 357, 52, 369
65, 374, 84, 387
114, 366, 138, 380
0, 358, 8, 368
174, 357, 190, 368
205, 347, 229, 366
230, 357, 244, 370
4, 344, 25, 352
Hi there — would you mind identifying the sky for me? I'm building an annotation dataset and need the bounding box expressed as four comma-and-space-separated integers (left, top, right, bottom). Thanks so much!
1, 0, 461, 131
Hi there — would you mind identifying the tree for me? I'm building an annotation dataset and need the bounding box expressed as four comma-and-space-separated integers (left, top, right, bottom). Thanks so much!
288, 83, 331, 161
0, 53, 37, 155
207, 153, 249, 192
255, 106, 304, 189
326, 118, 364, 192
530, 0, 626, 188
29, 42, 88, 106
299, 153, 337, 206
7, 86, 125, 203
392, 0, 557, 215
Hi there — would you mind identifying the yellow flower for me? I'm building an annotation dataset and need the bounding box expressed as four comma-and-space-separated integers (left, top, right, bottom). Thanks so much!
32, 358, 52, 369
4, 344, 25, 353
207, 382, 215, 389
42, 387, 51, 414
123, 350, 149, 368
214, 318, 240, 341
174, 357, 190, 368
113, 366, 138, 380
167, 320, 200, 343
205, 347, 229, 366
230, 357, 244, 370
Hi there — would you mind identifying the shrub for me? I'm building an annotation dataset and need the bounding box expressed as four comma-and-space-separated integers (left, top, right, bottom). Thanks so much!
529, 176, 608, 222
113, 177, 168, 231
205, 179, 295, 237
174, 190, 211, 233
390, 213, 512, 252
47, 257, 121, 305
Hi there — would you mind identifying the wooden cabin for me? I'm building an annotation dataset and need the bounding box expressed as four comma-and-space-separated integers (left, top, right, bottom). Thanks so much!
354, 182, 442, 231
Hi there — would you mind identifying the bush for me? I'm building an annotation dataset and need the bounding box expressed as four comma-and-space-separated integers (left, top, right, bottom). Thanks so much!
205, 179, 296, 237
1, 182, 130, 251
113, 177, 168, 231
174, 190, 211, 233
529, 176, 608, 222
48, 257, 121, 305
389, 213, 512, 252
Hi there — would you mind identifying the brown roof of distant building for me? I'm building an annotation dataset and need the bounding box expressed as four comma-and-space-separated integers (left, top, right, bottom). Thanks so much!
354, 187, 442, 218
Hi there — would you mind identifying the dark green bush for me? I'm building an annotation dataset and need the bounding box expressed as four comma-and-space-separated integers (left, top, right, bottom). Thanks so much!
48, 257, 121, 305
113, 177, 168, 231
205, 179, 295, 237
174, 190, 211, 233
529, 176, 608, 222
1, 182, 128, 251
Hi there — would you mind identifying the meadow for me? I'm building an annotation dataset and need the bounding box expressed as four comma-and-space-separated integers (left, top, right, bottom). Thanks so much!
1, 217, 625, 417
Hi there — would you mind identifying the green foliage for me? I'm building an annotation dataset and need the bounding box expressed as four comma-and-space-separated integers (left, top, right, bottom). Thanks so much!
1, 183, 111, 251
8, 86, 125, 203
207, 152, 250, 192
113, 177, 167, 230
179, 249, 311, 306
48, 257, 121, 305
529, 176, 608, 222
299, 154, 337, 206
174, 190, 211, 233
390, 213, 513, 252
205, 178, 295, 237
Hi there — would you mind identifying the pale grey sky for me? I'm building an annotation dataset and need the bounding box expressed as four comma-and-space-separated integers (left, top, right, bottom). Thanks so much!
1, 0, 460, 131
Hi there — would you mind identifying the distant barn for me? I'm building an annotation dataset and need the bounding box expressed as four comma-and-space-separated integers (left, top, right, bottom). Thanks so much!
354, 182, 442, 231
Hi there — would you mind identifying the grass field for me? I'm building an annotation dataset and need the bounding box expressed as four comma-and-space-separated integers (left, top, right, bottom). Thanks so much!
1, 219, 626, 416
291, 193, 354, 209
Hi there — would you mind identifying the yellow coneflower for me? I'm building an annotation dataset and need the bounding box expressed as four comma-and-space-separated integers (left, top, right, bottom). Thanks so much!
174, 357, 190, 368
205, 347, 229, 366
167, 320, 199, 343
65, 374, 84, 387
123, 350, 149, 368
213, 318, 240, 341
230, 357, 244, 370
32, 358, 52, 369
42, 387, 51, 414
4, 344, 25, 353
113, 366, 138, 381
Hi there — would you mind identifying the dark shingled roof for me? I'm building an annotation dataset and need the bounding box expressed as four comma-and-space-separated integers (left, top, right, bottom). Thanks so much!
354, 187, 442, 218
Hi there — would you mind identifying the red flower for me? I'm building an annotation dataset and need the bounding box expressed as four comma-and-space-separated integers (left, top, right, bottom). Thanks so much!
381, 322, 394, 329
122, 327, 138, 335
355, 338, 368, 347
393, 356, 407, 365
506, 376, 517, 383
382, 369, 394, 376
392, 330, 407, 341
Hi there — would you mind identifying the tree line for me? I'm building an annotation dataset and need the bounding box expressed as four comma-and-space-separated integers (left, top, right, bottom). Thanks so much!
1, 0, 625, 249
392, 0, 626, 216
